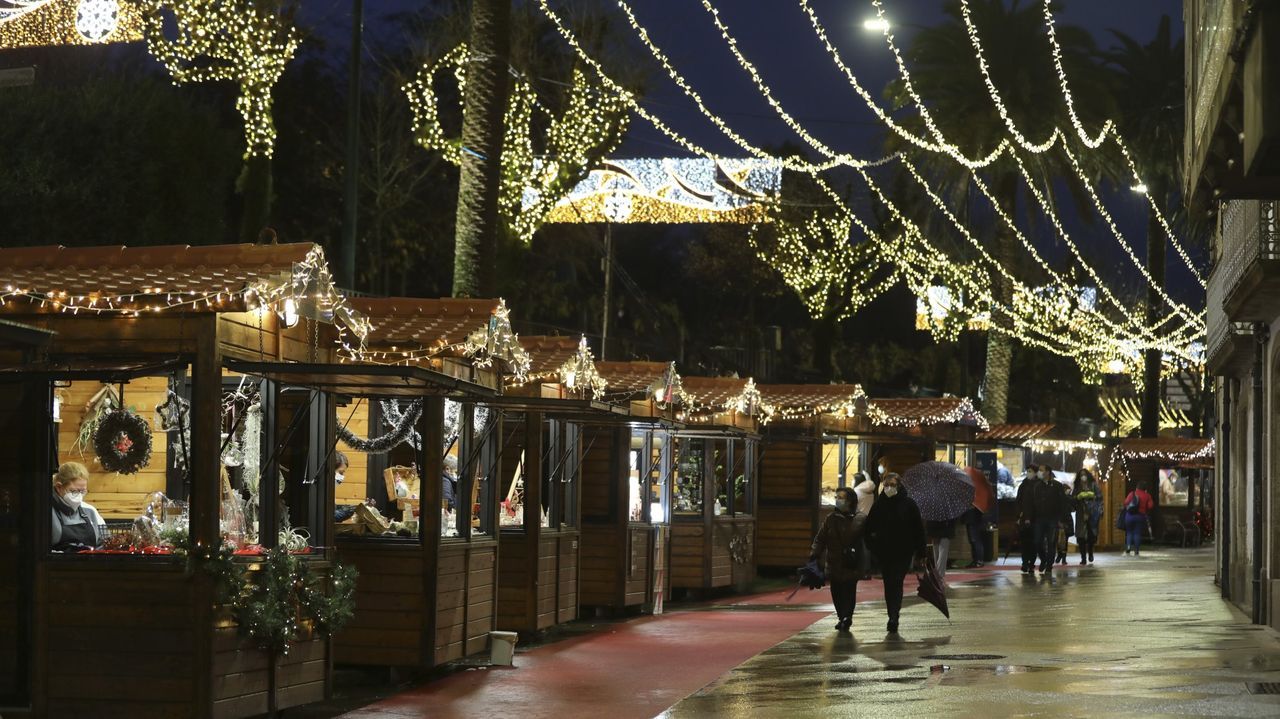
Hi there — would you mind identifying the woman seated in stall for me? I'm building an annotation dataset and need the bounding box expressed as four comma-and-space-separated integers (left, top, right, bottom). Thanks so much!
50, 461, 105, 552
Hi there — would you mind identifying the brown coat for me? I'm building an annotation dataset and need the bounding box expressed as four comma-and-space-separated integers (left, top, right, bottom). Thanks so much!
811, 510, 868, 582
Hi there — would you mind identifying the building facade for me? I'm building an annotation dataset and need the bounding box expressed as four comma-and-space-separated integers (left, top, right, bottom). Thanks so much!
1192, 0, 1280, 624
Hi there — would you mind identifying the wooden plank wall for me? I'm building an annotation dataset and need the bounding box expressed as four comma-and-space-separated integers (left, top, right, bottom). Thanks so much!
730, 518, 757, 590
496, 533, 531, 631
670, 523, 705, 590
210, 602, 328, 718
556, 532, 579, 624
57, 376, 170, 519
435, 542, 496, 664
334, 403, 372, 506
332, 543, 425, 667
39, 564, 197, 718
625, 526, 651, 607
757, 439, 815, 569
579, 426, 621, 608
709, 522, 733, 588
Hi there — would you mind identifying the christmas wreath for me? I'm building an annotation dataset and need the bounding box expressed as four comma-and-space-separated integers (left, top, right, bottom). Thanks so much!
93, 409, 153, 474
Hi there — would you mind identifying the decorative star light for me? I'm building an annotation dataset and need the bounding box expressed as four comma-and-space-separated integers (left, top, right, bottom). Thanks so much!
73, 0, 115, 41
155, 389, 190, 432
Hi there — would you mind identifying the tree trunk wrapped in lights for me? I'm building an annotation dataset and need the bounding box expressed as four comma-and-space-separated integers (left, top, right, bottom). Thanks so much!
406, 41, 631, 252
135, 0, 301, 242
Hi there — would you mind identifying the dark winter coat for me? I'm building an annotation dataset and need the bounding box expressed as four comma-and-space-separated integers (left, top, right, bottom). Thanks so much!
810, 509, 869, 583
865, 493, 927, 574
1029, 479, 1064, 522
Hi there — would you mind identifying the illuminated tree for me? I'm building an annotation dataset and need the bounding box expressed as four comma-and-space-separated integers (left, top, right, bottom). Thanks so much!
135, 0, 301, 242
406, 45, 630, 244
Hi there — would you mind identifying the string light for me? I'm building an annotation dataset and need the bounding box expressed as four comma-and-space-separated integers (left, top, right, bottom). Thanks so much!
404, 44, 631, 243
0, 0, 142, 48
1099, 395, 1192, 435
757, 384, 868, 424
135, 0, 300, 160
866, 396, 990, 432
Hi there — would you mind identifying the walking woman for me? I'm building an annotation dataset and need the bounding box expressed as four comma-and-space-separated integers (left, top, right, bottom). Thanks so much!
810, 487, 867, 632
1123, 481, 1155, 556
1073, 469, 1103, 564
866, 473, 927, 634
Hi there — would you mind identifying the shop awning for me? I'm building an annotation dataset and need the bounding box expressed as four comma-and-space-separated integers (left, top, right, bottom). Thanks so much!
0, 318, 54, 348
223, 358, 495, 399
480, 394, 631, 422
0, 356, 187, 382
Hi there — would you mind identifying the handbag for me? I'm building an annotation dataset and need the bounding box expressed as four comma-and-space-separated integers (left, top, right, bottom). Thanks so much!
1115, 507, 1128, 530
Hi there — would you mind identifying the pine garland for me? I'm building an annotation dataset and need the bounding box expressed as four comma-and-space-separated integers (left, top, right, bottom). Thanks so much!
336, 399, 423, 454
175, 537, 357, 655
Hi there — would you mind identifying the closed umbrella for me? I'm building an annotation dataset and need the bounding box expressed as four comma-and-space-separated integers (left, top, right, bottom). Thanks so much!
901, 461, 976, 522
786, 558, 826, 601
965, 467, 995, 513
916, 554, 950, 618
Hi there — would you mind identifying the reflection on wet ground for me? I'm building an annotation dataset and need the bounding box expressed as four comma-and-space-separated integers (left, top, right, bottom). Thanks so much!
661, 549, 1280, 718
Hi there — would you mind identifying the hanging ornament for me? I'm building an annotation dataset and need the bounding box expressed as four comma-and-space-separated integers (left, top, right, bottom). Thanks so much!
337, 399, 423, 454
75, 0, 120, 42
380, 400, 421, 450
155, 389, 190, 432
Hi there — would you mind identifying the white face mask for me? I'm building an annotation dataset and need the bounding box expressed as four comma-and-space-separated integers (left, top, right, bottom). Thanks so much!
883, 485, 899, 498
335, 472, 345, 485
877, 464, 886, 475
63, 490, 84, 508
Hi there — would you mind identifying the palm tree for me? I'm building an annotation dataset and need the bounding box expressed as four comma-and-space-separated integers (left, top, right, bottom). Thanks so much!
885, 0, 1109, 424
452, 0, 512, 298
1104, 16, 1185, 437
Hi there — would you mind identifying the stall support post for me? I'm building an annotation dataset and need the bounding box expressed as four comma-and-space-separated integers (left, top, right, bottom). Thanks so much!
418, 397, 443, 668
524, 411, 545, 630
191, 316, 222, 716
702, 438, 715, 591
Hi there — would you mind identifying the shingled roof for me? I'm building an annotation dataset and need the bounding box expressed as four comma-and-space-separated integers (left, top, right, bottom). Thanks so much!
681, 376, 765, 419
757, 384, 868, 421
868, 397, 989, 431
0, 242, 369, 341
976, 423, 1056, 442
350, 297, 530, 379
596, 361, 681, 403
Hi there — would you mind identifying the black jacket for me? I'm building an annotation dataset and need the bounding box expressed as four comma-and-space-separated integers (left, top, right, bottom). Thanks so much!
1029, 479, 1064, 521
865, 493, 927, 572
810, 510, 868, 582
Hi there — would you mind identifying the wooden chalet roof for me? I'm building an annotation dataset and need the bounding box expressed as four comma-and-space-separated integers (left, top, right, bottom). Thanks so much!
508, 335, 606, 399
0, 242, 369, 340
519, 336, 583, 379
682, 376, 765, 418
976, 423, 1056, 442
1116, 437, 1214, 463
868, 396, 989, 431
757, 384, 867, 420
350, 297, 531, 379
596, 361, 678, 399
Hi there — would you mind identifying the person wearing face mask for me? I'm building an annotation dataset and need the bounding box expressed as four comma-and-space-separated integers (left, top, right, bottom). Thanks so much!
865, 473, 926, 634
809, 487, 868, 633
334, 451, 349, 485
50, 461, 105, 552
1015, 465, 1039, 574
1029, 466, 1066, 575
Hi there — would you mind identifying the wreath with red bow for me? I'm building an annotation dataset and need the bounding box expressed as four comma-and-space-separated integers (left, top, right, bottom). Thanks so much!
93, 409, 153, 474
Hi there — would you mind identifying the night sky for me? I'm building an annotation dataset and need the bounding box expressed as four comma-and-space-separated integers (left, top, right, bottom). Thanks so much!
299, 0, 1198, 308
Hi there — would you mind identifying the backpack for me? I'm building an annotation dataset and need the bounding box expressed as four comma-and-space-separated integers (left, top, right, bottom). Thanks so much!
1126, 494, 1141, 514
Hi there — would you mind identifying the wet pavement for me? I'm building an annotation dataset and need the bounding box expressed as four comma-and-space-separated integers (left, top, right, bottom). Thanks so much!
663, 548, 1280, 718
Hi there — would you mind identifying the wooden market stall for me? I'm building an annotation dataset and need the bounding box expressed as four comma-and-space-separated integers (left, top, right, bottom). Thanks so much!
754, 384, 870, 571
490, 336, 619, 636
670, 376, 765, 595
578, 361, 682, 614
1101, 437, 1215, 549
327, 297, 526, 669
0, 242, 363, 718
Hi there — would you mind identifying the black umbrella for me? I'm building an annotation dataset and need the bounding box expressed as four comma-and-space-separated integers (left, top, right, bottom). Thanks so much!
901, 461, 976, 522
786, 558, 826, 601
916, 554, 950, 618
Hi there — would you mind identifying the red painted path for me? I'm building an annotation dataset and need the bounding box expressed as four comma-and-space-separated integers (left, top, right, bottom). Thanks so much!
338, 573, 983, 719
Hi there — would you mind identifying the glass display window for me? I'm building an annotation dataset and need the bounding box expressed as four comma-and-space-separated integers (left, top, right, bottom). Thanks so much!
1159, 468, 1191, 507
820, 437, 860, 506
333, 398, 425, 541
674, 437, 705, 518
648, 431, 670, 524
628, 431, 646, 522
732, 439, 755, 515
712, 440, 729, 516
549, 420, 580, 528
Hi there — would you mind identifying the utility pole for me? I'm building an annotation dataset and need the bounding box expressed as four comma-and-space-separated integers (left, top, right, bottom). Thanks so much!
601, 222, 613, 361
339, 0, 364, 291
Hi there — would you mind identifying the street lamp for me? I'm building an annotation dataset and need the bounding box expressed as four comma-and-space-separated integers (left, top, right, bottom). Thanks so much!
1131, 183, 1148, 194
862, 17, 890, 32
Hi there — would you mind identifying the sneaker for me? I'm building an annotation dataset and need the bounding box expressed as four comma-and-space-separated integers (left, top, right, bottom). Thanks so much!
887, 620, 899, 634
1133, 550, 1140, 557
965, 561, 982, 569
1124, 547, 1131, 555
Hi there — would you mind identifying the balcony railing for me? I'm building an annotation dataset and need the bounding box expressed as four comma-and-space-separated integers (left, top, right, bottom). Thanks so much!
1217, 200, 1280, 300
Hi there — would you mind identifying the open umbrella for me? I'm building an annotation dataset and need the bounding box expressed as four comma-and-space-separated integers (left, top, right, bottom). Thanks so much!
916, 554, 950, 618
965, 467, 995, 513
901, 461, 976, 522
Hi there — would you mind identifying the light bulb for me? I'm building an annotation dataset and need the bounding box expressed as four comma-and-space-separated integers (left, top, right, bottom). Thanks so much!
654, 387, 666, 403
280, 297, 299, 328
862, 17, 890, 32
1131, 183, 1148, 194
